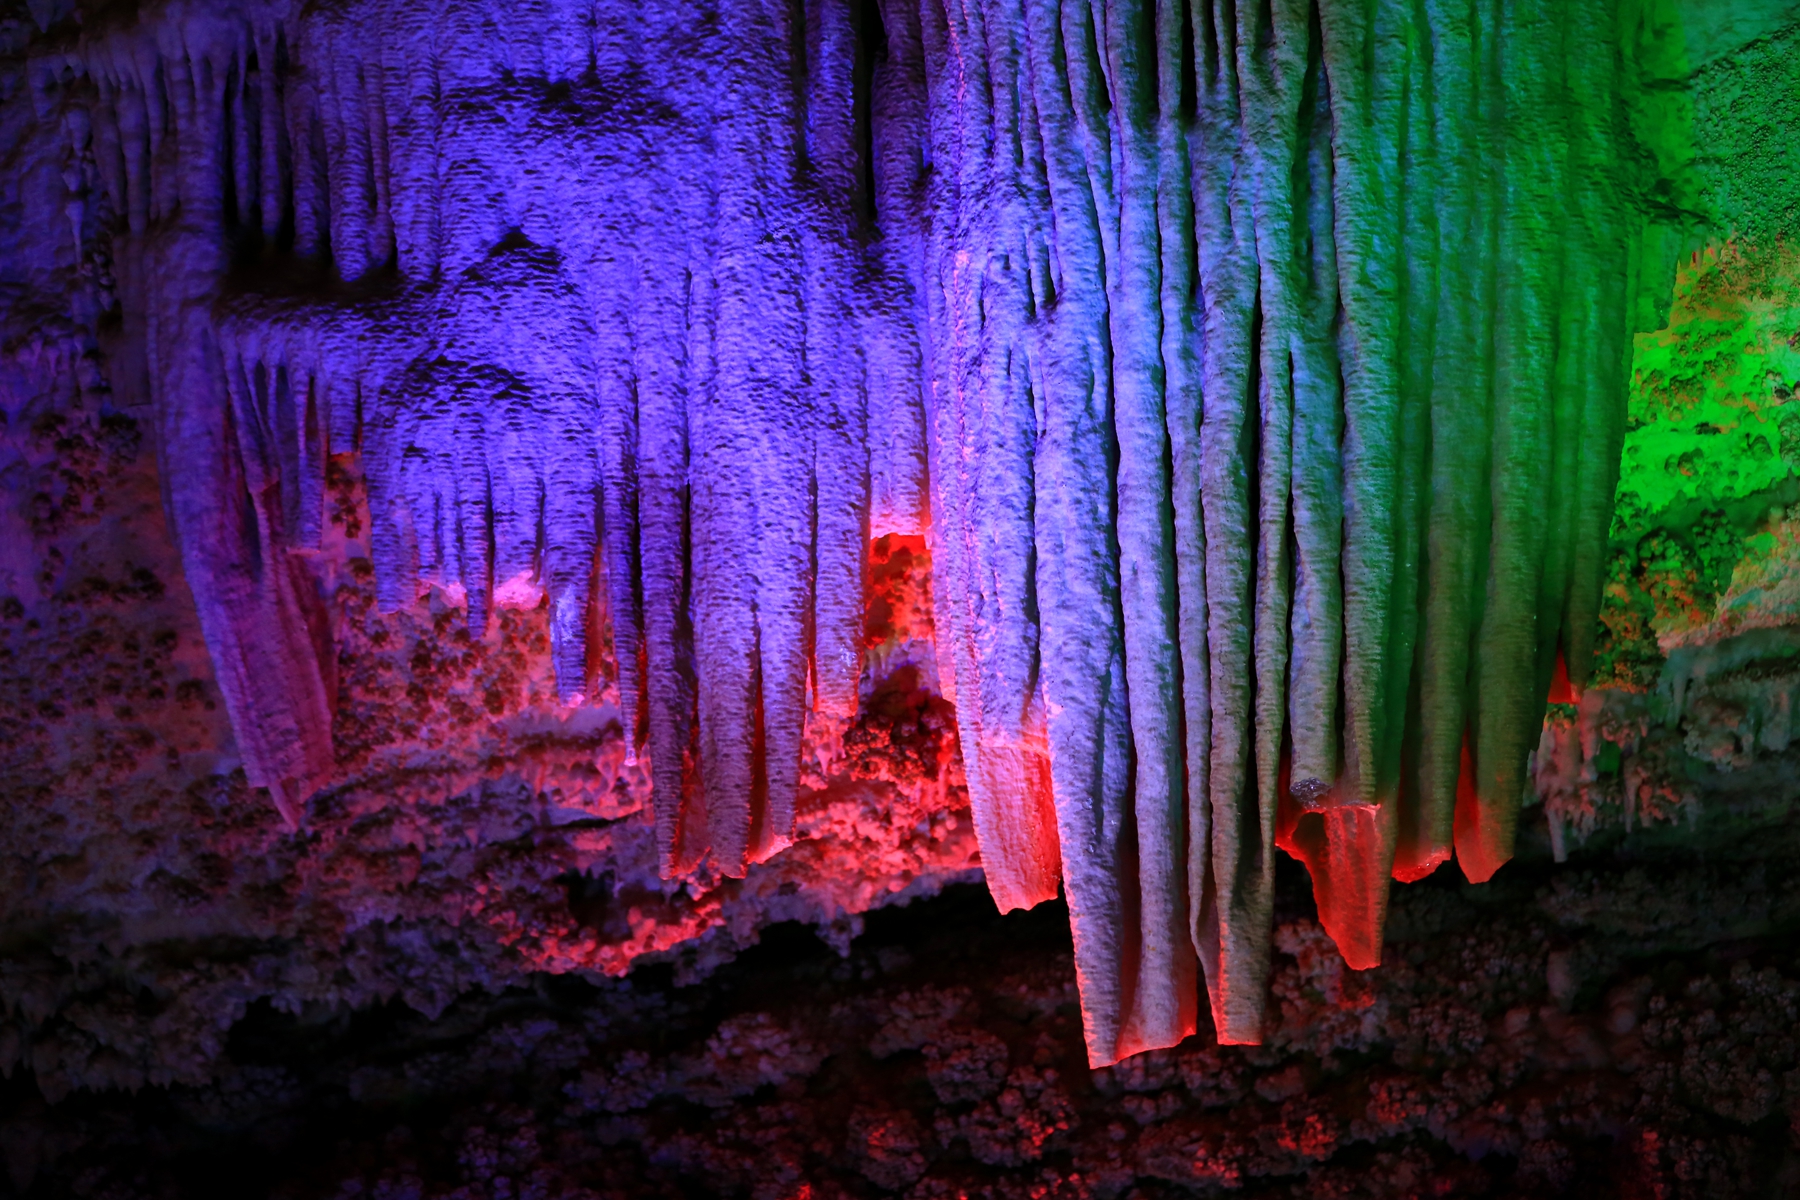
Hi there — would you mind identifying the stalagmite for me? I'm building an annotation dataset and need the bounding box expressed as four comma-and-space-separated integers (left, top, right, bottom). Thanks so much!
24, 0, 1667, 1068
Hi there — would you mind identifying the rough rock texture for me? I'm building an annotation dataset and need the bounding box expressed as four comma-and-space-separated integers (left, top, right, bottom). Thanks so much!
0, 415, 976, 1100
0, 0, 1698, 1070
12, 865, 1800, 1199
6, 0, 1800, 1177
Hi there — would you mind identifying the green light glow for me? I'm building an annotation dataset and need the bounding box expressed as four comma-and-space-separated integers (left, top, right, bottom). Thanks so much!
1600, 244, 1800, 684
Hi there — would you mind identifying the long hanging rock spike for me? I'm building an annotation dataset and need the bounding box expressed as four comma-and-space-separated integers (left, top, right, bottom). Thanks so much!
47, 0, 1656, 1067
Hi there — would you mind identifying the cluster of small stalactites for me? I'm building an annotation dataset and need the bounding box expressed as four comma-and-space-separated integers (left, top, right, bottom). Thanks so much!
39, 0, 930, 874
15, 0, 1658, 1068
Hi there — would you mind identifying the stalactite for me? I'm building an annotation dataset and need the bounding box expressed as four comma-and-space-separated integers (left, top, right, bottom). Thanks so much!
34, 0, 1661, 1068
914, 0, 1651, 1063
60, 0, 929, 879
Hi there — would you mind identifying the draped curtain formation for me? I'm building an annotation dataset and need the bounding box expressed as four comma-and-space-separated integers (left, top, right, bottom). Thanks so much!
42, 0, 1646, 1067
907, 0, 1638, 1063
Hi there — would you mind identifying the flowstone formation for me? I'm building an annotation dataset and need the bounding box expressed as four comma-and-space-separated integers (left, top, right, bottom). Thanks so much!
914, 0, 1649, 1065
0, 0, 1778, 1088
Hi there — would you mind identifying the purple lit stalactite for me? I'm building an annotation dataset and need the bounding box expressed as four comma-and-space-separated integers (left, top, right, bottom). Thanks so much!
48, 0, 1647, 1066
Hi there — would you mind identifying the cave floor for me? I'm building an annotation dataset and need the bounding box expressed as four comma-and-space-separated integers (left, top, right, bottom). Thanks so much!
9, 839, 1800, 1200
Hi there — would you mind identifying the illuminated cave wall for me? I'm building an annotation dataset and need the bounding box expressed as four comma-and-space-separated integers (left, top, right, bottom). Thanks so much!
0, 0, 1795, 1093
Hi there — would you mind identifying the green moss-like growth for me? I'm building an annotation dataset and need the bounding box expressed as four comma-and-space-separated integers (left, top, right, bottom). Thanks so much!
1618, 246, 1800, 533
1688, 15, 1800, 244
1599, 243, 1800, 676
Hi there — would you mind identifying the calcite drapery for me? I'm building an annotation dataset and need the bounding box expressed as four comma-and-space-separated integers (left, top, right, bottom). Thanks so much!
21, 0, 1655, 1066
906, 0, 1646, 1061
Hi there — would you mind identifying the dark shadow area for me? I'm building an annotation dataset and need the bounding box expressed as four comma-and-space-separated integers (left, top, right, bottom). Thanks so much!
8, 858, 1800, 1198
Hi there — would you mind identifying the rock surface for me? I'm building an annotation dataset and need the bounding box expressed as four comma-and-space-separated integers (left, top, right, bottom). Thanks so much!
9, 865, 1800, 1198
5, 0, 1800, 1191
